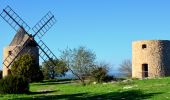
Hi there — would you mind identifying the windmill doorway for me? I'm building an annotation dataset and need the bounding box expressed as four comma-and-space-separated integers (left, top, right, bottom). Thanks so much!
142, 64, 148, 78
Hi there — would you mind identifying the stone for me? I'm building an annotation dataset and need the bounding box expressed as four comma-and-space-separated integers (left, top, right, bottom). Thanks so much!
132, 40, 170, 78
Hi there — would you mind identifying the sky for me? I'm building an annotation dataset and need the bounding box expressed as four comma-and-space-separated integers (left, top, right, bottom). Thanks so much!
0, 0, 170, 72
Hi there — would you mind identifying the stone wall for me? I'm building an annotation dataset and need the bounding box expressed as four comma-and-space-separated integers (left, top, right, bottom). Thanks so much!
132, 40, 170, 78
3, 45, 39, 77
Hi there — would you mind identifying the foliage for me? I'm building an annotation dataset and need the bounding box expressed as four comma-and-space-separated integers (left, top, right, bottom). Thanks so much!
103, 75, 116, 82
11, 54, 44, 82
91, 67, 107, 83
0, 75, 29, 94
42, 59, 68, 79
119, 59, 132, 77
91, 62, 114, 83
0, 70, 2, 79
60, 46, 96, 84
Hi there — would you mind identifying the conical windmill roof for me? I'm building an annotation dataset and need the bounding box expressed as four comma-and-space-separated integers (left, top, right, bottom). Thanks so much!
9, 27, 29, 46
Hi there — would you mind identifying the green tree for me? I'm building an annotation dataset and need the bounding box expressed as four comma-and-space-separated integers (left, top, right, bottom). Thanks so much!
61, 46, 96, 84
42, 59, 68, 79
11, 54, 44, 82
119, 59, 132, 77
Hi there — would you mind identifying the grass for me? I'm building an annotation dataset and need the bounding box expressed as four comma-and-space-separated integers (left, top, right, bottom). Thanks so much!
1, 77, 170, 99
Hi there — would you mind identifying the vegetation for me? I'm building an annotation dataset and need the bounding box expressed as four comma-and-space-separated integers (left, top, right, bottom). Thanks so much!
119, 59, 132, 77
91, 62, 114, 83
0, 75, 29, 94
91, 67, 108, 83
42, 59, 68, 79
11, 54, 44, 82
61, 46, 96, 84
0, 77, 170, 99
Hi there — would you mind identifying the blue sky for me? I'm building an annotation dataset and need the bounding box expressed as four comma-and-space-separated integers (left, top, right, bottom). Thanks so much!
0, 0, 170, 72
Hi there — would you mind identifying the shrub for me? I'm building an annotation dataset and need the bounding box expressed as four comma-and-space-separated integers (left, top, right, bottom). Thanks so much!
91, 67, 108, 83
11, 54, 44, 82
91, 66, 116, 83
0, 75, 29, 94
103, 75, 116, 82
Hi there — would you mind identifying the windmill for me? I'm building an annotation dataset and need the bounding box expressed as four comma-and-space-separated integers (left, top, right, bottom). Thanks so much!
0, 6, 57, 77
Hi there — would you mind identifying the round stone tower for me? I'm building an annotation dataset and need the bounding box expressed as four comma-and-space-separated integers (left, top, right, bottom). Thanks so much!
2, 28, 39, 77
132, 40, 170, 78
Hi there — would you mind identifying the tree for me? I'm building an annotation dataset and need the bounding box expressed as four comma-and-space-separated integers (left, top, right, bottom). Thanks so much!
60, 46, 96, 84
10, 54, 44, 82
42, 59, 68, 79
119, 59, 132, 77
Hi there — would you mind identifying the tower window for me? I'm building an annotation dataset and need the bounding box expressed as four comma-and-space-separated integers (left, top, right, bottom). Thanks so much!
8, 51, 12, 55
142, 44, 147, 49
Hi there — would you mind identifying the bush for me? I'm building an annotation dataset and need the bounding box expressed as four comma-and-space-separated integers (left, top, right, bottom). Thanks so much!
11, 54, 44, 82
103, 75, 116, 82
91, 67, 108, 83
0, 75, 29, 94
91, 66, 116, 83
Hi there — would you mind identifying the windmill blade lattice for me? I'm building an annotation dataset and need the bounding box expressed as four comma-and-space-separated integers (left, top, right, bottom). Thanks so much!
3, 36, 31, 68
1, 5, 58, 69
0, 5, 31, 68
38, 40, 57, 65
32, 11, 56, 39
0, 6, 30, 33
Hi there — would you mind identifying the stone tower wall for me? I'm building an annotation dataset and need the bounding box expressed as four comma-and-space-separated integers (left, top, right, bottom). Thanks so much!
3, 46, 39, 77
132, 40, 170, 78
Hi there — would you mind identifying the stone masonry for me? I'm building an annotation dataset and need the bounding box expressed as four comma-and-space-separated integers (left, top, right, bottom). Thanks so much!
2, 28, 39, 77
132, 40, 170, 78
3, 46, 39, 77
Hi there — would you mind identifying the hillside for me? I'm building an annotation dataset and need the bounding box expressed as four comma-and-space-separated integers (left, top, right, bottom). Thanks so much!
1, 77, 170, 100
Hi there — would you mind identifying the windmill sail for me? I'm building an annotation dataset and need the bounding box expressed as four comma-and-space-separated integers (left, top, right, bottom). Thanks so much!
32, 11, 56, 39
0, 6, 30, 33
32, 12, 57, 66
0, 5, 32, 68
1, 5, 58, 72
3, 28, 31, 68
38, 40, 57, 65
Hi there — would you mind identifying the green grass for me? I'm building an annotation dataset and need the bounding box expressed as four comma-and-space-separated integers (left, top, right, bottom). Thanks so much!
1, 77, 170, 99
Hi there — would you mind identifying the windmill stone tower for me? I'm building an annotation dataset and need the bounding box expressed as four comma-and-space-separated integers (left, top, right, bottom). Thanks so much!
1, 6, 58, 78
3, 28, 39, 77
132, 40, 170, 78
